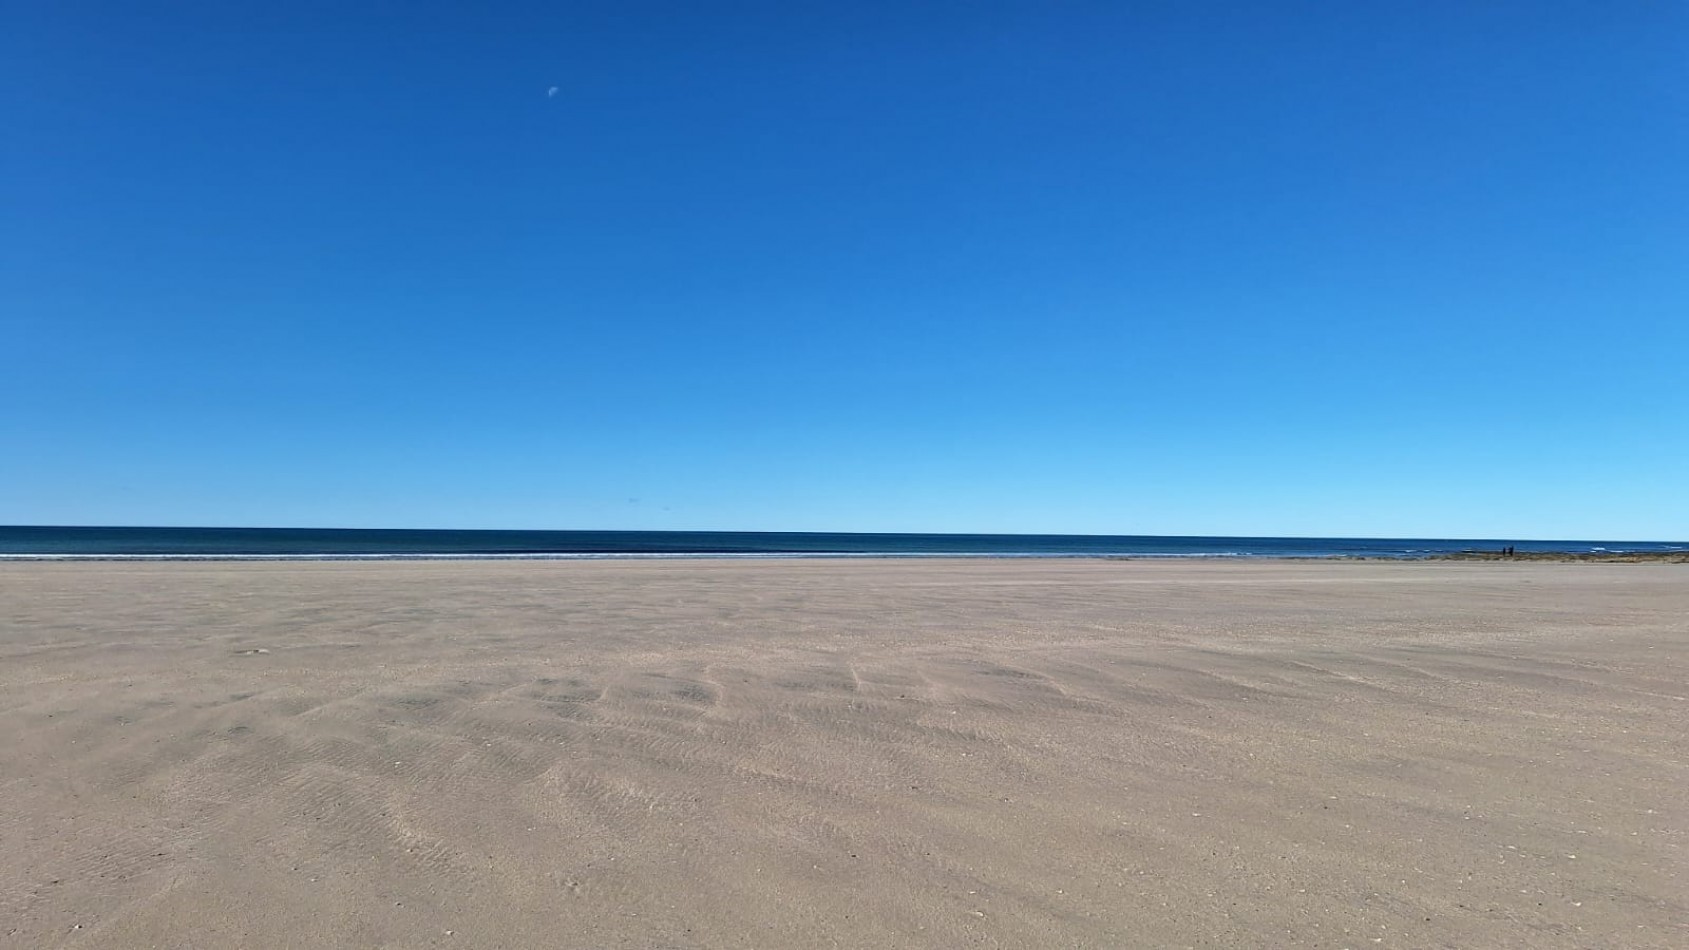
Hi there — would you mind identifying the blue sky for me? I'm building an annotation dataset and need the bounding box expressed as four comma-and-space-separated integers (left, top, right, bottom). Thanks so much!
4, 1, 1685, 538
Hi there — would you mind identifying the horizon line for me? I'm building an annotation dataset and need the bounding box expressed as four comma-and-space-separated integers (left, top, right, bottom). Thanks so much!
2, 525, 1682, 545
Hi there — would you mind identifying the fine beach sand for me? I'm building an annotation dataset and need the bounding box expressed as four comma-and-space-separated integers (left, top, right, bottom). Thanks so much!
2, 560, 1684, 948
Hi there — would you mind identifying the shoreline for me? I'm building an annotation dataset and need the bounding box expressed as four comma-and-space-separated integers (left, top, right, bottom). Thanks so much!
1421, 549, 1689, 563
4, 550, 1686, 563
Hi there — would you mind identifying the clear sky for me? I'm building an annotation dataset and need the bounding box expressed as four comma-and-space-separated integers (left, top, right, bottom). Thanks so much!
4, 2, 1685, 539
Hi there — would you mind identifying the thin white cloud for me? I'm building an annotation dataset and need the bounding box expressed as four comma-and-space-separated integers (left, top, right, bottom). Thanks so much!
547, 86, 559, 98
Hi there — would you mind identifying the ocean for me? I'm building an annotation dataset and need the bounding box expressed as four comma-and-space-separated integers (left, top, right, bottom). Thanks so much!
0, 526, 1682, 560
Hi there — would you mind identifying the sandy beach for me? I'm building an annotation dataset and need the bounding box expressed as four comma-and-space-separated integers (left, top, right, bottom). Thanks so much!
1, 559, 1683, 948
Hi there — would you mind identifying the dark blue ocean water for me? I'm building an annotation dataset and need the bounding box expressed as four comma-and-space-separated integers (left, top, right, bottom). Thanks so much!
0, 526, 1682, 559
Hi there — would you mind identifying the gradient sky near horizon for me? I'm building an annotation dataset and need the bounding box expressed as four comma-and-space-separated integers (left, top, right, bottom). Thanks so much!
4, 2, 1685, 539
